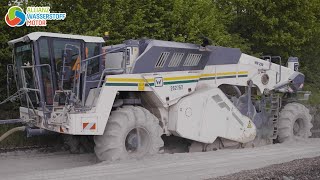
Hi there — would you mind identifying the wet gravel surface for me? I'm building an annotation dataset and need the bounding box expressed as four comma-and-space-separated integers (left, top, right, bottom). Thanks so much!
212, 156, 320, 180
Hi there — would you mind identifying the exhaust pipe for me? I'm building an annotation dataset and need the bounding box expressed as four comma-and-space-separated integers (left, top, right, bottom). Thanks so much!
25, 127, 55, 137
287, 57, 299, 71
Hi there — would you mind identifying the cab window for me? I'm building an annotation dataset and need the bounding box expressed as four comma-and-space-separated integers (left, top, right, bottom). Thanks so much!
86, 43, 100, 75
52, 39, 81, 90
38, 38, 53, 105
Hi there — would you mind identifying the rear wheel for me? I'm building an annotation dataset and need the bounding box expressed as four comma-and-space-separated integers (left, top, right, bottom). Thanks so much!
94, 106, 164, 161
278, 103, 312, 143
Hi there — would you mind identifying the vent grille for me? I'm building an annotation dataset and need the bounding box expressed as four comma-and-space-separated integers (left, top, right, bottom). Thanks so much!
183, 54, 202, 66
168, 53, 184, 67
155, 52, 170, 68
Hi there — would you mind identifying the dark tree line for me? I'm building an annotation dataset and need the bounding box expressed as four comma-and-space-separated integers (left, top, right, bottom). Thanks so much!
1, 0, 320, 102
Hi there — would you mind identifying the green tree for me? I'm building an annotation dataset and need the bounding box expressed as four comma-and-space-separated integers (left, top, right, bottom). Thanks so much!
2, 0, 320, 102
217, 0, 318, 58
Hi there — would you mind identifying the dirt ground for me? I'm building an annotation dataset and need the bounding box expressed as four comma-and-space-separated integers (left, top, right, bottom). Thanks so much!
0, 138, 319, 180
212, 156, 320, 180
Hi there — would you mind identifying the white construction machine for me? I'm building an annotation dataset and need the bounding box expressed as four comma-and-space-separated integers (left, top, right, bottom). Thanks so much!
1, 32, 312, 161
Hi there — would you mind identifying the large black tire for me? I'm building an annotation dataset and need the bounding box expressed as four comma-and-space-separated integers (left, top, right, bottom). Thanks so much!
278, 103, 313, 143
64, 135, 94, 153
94, 106, 164, 161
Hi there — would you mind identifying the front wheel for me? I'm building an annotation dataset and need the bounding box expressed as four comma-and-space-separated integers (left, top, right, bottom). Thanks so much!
94, 106, 164, 161
277, 103, 313, 143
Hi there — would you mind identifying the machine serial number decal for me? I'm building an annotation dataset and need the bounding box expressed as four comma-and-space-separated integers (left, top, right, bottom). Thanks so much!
255, 61, 264, 66
170, 85, 183, 91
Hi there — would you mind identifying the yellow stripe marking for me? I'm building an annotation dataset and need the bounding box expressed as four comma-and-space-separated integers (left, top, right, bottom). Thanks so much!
106, 71, 249, 83
201, 73, 216, 78
216, 71, 237, 76
237, 71, 248, 75
200, 71, 248, 78
164, 75, 200, 81
107, 78, 153, 83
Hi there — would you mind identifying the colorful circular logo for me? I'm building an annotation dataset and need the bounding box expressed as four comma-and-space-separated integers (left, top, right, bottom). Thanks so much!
5, 6, 26, 27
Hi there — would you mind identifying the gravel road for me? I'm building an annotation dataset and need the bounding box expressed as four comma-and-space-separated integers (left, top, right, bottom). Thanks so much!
213, 156, 320, 180
0, 138, 319, 180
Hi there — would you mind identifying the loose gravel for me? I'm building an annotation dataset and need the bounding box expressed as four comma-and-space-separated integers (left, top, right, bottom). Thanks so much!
212, 156, 320, 180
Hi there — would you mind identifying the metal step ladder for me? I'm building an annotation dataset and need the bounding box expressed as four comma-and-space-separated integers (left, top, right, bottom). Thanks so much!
269, 94, 281, 139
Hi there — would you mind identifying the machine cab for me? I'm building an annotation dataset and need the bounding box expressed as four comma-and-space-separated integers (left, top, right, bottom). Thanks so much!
8, 32, 105, 114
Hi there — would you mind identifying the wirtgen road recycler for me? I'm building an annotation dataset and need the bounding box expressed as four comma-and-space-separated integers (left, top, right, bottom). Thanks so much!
0, 32, 312, 161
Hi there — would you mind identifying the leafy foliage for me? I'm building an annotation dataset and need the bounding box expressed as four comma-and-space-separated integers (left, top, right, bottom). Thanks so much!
1, 0, 320, 102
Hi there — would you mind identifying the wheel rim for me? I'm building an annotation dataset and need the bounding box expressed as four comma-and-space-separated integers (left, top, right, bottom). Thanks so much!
293, 118, 304, 136
125, 127, 150, 155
